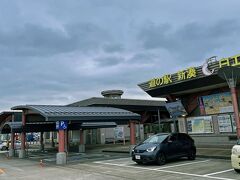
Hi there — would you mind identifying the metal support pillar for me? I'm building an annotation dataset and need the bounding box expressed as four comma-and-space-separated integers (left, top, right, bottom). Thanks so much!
9, 114, 15, 157
19, 112, 26, 158
51, 132, 55, 147
79, 129, 85, 153
40, 132, 44, 152
65, 130, 69, 153
9, 132, 15, 157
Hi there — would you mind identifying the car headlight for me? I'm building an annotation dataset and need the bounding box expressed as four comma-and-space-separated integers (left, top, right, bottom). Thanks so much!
146, 146, 157, 152
232, 146, 240, 155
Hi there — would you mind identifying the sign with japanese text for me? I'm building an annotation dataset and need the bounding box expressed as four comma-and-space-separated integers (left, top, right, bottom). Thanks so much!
114, 126, 125, 139
149, 67, 197, 88
147, 54, 240, 89
218, 114, 233, 132
187, 116, 213, 134
219, 54, 240, 68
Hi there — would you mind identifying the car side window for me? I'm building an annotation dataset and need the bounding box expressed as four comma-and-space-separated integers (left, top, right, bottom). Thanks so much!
179, 134, 186, 141
169, 135, 177, 142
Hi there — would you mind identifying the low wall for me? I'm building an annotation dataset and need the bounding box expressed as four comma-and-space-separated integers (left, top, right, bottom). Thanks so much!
190, 134, 237, 148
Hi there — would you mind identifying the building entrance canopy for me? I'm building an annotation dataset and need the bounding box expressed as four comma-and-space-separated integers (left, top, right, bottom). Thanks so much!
1, 121, 118, 134
0, 105, 140, 134
11, 105, 140, 122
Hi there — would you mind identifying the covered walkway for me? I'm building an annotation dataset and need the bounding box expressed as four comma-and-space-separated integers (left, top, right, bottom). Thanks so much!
3, 105, 140, 164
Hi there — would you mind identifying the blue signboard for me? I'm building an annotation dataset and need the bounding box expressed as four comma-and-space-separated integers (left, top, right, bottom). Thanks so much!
56, 121, 68, 130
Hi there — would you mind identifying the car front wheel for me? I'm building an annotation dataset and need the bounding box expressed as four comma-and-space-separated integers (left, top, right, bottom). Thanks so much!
157, 153, 166, 165
234, 169, 240, 173
188, 149, 196, 160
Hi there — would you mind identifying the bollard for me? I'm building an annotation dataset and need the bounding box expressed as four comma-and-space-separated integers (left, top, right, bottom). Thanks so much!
5, 152, 9, 159
39, 159, 44, 167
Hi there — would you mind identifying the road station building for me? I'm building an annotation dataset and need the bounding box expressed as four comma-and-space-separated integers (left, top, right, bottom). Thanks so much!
138, 54, 240, 147
0, 54, 240, 165
0, 90, 168, 165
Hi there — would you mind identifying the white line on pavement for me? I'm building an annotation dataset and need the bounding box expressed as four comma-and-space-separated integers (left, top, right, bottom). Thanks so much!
94, 157, 130, 163
94, 162, 236, 180
154, 160, 211, 170
203, 169, 234, 176
198, 148, 231, 151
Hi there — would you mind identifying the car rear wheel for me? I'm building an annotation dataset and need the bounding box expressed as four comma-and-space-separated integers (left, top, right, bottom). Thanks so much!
188, 149, 196, 160
157, 153, 166, 165
234, 169, 240, 173
1, 146, 7, 151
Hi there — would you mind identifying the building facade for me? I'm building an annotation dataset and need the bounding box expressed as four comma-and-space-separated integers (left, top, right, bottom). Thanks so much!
138, 54, 240, 146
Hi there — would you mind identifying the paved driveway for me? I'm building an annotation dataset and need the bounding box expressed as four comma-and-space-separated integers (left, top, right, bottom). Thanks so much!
0, 152, 239, 180
91, 157, 238, 180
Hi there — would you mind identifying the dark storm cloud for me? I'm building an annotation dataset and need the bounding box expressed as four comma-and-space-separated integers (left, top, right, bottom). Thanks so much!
94, 56, 125, 67
102, 44, 124, 53
0, 22, 111, 57
138, 19, 240, 62
1, 0, 240, 111
129, 52, 159, 65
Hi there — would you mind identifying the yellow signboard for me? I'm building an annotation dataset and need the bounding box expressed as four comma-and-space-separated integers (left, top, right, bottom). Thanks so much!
148, 54, 240, 89
149, 67, 197, 88
219, 54, 240, 68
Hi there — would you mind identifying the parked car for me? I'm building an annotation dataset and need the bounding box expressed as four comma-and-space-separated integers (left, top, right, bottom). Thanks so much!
231, 139, 240, 173
0, 140, 27, 151
0, 140, 8, 151
10, 140, 28, 149
12, 140, 22, 149
132, 133, 196, 165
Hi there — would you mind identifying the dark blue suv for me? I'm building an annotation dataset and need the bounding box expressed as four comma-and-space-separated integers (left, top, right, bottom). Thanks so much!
132, 133, 196, 165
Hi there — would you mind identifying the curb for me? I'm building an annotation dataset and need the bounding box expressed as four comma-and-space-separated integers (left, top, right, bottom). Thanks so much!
196, 155, 230, 160
102, 150, 129, 154
102, 150, 231, 160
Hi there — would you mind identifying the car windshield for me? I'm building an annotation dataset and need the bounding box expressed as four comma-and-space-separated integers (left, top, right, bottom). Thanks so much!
143, 134, 168, 144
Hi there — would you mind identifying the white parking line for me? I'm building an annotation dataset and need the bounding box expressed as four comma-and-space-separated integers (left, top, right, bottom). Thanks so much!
154, 160, 210, 170
95, 157, 130, 163
94, 161, 236, 180
203, 169, 234, 176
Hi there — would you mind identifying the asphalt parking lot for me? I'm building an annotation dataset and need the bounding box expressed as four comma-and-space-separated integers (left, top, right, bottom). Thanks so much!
0, 150, 239, 180
92, 157, 239, 180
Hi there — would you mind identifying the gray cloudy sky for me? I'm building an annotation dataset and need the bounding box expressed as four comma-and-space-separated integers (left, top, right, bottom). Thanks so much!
1, 0, 240, 111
